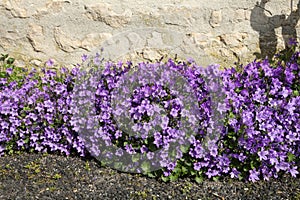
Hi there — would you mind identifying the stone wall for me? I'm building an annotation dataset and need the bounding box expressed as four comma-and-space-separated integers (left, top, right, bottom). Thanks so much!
0, 0, 299, 67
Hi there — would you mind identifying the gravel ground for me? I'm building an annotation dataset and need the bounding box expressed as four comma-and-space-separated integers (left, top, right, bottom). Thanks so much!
0, 152, 299, 200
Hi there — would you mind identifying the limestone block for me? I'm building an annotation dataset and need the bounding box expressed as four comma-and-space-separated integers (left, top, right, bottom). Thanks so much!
127, 32, 144, 48
141, 48, 162, 61
33, 0, 71, 18
188, 32, 213, 48
80, 33, 112, 51
147, 32, 164, 48
27, 23, 45, 52
158, 6, 195, 27
0, 37, 14, 50
46, 0, 70, 13
2, 0, 28, 18
209, 10, 222, 28
54, 27, 81, 52
84, 3, 132, 28
234, 9, 247, 22
14, 59, 26, 68
218, 33, 248, 48
29, 59, 42, 67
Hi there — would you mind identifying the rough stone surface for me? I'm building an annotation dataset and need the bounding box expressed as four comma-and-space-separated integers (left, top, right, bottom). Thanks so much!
27, 23, 45, 52
0, 0, 298, 67
209, 10, 222, 28
84, 3, 132, 28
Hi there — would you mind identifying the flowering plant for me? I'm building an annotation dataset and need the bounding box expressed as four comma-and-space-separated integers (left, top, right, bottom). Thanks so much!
0, 49, 299, 182
0, 54, 86, 157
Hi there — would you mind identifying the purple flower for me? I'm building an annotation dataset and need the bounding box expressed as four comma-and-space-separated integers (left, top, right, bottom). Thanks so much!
153, 132, 162, 148
124, 144, 135, 154
161, 115, 169, 129
194, 162, 202, 171
275, 162, 290, 172
167, 162, 176, 171
81, 54, 88, 62
206, 169, 219, 179
289, 166, 299, 177
6, 68, 13, 75
93, 57, 102, 66
163, 171, 171, 177
258, 149, 268, 161
230, 168, 240, 178
279, 87, 290, 98
288, 38, 298, 46
170, 107, 179, 117
46, 59, 54, 67
140, 145, 148, 154
261, 60, 273, 77
249, 169, 260, 182
115, 130, 122, 139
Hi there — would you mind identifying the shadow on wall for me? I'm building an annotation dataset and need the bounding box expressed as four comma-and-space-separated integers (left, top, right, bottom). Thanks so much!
250, 0, 300, 60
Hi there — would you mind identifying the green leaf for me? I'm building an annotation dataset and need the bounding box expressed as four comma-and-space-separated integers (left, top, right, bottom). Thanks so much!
146, 172, 155, 178
148, 143, 157, 152
141, 161, 150, 173
161, 175, 170, 182
184, 161, 192, 167
172, 166, 180, 173
243, 165, 250, 172
250, 161, 256, 169
144, 138, 148, 145
190, 170, 196, 176
131, 154, 140, 163
7, 57, 15, 65
228, 111, 235, 119
24, 138, 29, 144
180, 145, 190, 153
0, 54, 8, 61
114, 162, 122, 169
169, 174, 178, 181
287, 152, 295, 162
0, 72, 6, 78
195, 176, 203, 184
181, 166, 188, 175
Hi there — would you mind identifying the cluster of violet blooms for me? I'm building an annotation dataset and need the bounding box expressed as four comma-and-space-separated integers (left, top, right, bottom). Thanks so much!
0, 52, 299, 182
0, 65, 86, 157
71, 57, 215, 175
216, 54, 300, 182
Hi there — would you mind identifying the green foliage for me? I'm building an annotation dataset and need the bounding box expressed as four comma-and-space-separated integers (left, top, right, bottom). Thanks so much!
0, 54, 27, 87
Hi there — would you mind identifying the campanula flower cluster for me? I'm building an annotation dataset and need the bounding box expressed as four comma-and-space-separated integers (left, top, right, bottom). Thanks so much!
0, 51, 299, 182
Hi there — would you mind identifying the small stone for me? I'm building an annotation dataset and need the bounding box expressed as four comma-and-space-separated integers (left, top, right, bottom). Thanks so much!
218, 33, 247, 48
14, 59, 26, 68
3, 0, 29, 18
234, 9, 247, 22
147, 32, 164, 48
209, 10, 222, 28
27, 23, 45, 52
54, 27, 81, 52
142, 48, 161, 61
30, 59, 42, 67
80, 33, 112, 51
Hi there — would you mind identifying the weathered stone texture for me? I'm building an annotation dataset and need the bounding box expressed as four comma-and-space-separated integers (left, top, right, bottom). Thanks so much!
84, 3, 132, 28
2, 0, 29, 18
0, 0, 298, 67
209, 10, 222, 28
27, 23, 45, 52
